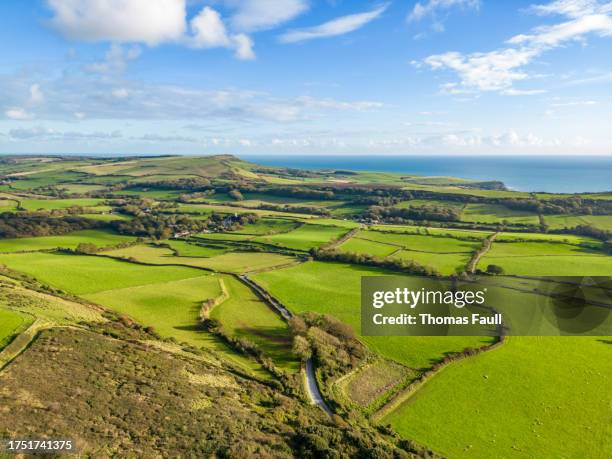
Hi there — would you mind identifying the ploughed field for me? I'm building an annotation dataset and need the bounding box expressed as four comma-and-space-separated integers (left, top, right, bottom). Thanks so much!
0, 154, 610, 458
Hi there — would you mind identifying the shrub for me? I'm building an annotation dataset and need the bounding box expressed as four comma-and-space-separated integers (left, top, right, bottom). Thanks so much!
486, 264, 504, 275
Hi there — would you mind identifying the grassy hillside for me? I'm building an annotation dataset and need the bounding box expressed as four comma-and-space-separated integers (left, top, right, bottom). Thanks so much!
384, 337, 611, 458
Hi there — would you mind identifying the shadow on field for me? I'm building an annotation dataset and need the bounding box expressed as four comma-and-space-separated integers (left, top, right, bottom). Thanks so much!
235, 326, 293, 344
174, 323, 205, 332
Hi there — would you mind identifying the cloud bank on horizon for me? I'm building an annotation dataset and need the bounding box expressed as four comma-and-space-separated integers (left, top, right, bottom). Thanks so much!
0, 0, 611, 155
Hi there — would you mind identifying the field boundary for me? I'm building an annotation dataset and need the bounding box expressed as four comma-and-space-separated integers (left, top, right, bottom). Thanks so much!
322, 227, 362, 250
351, 235, 476, 255
199, 278, 229, 320
242, 259, 306, 276
372, 334, 505, 422
0, 319, 52, 371
467, 231, 499, 273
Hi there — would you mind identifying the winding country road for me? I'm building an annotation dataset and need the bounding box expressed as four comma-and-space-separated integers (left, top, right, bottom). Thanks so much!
239, 274, 333, 417
304, 359, 333, 417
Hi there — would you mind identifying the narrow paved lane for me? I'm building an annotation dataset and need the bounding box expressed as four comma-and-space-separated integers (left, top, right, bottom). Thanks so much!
239, 274, 333, 416
304, 359, 333, 417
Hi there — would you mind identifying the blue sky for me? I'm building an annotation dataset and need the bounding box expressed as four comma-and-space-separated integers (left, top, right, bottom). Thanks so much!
0, 0, 611, 155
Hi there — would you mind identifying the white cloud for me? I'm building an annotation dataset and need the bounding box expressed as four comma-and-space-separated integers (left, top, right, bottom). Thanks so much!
136, 133, 197, 142
47, 0, 187, 45
112, 88, 130, 99
507, 9, 612, 48
0, 71, 382, 123
279, 3, 388, 43
529, 0, 612, 18
190, 6, 232, 48
424, 48, 538, 92
29, 84, 45, 104
408, 0, 480, 22
7, 126, 122, 141
227, 0, 308, 32
422, 0, 612, 93
502, 88, 547, 95
189, 7, 255, 60
561, 69, 612, 85
87, 44, 142, 74
5, 108, 34, 120
47, 1, 255, 60
232, 34, 256, 60
296, 96, 383, 110
551, 99, 597, 106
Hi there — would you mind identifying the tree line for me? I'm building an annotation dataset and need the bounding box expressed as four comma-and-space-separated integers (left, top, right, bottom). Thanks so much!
0, 213, 101, 239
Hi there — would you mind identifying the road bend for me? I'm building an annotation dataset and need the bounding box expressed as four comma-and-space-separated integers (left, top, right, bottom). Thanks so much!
239, 274, 333, 416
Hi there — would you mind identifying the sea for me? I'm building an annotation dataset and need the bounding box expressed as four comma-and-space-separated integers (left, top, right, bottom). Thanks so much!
242, 155, 612, 194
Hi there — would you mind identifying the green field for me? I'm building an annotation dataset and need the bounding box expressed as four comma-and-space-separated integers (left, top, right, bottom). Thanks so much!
544, 214, 612, 231
0, 230, 135, 253
57, 183, 107, 194
0, 252, 269, 376
233, 218, 301, 235
383, 337, 611, 458
243, 192, 345, 208
176, 203, 315, 219
328, 203, 368, 217
103, 243, 296, 273
191, 251, 296, 273
84, 271, 271, 375
254, 223, 348, 250
86, 275, 222, 345
79, 212, 132, 222
358, 230, 480, 253
194, 232, 255, 242
338, 237, 399, 257
340, 230, 479, 273
19, 198, 105, 211
253, 261, 491, 370
307, 218, 361, 228
393, 250, 471, 275
210, 276, 299, 372
164, 240, 229, 257
371, 224, 492, 240
113, 189, 185, 200
8, 171, 91, 190
479, 241, 612, 275
0, 308, 32, 350
461, 203, 539, 225
495, 231, 601, 246
394, 199, 465, 210
0, 252, 205, 294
